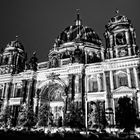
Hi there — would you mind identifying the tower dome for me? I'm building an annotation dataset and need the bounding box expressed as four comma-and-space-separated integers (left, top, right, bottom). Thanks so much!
4, 36, 24, 53
106, 10, 131, 30
0, 36, 26, 74
104, 10, 138, 59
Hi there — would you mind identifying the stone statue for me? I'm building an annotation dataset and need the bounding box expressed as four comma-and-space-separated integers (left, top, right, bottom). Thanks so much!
29, 51, 38, 71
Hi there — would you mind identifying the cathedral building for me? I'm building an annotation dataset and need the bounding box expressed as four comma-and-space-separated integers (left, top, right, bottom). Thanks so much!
0, 10, 140, 128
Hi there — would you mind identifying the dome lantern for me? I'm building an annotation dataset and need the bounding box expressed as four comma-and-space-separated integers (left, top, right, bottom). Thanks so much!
75, 9, 82, 26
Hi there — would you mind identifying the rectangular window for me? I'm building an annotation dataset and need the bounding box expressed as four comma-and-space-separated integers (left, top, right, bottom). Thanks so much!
93, 81, 98, 92
14, 88, 22, 97
88, 80, 93, 92
88, 75, 98, 92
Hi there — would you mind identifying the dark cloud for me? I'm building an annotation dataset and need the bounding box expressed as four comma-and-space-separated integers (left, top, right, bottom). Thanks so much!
0, 0, 139, 62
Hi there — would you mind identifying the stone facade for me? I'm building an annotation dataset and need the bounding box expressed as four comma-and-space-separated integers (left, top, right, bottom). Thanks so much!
0, 11, 140, 128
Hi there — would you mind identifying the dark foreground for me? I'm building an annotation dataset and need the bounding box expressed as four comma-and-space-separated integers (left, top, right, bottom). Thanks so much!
0, 128, 140, 140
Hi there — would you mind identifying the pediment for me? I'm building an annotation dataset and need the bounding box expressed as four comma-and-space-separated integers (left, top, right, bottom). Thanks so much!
112, 86, 136, 94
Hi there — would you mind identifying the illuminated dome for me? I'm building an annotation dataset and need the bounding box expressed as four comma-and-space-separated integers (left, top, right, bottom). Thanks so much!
55, 11, 102, 46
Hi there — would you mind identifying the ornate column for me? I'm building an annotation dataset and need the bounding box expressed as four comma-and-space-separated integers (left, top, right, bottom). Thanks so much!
22, 80, 27, 103
125, 31, 131, 56
5, 83, 11, 100
3, 82, 11, 108
130, 27, 136, 54
27, 79, 36, 106
15, 53, 20, 73
127, 68, 132, 88
110, 48, 113, 58
125, 31, 130, 44
110, 70, 114, 91
101, 50, 105, 61
75, 75, 79, 94
97, 74, 101, 92
2, 83, 6, 98
8, 54, 13, 65
87, 76, 89, 93
115, 48, 118, 58
85, 50, 87, 64
133, 67, 139, 90
33, 87, 38, 114
71, 75, 75, 100
109, 35, 113, 48
128, 47, 131, 56
133, 44, 136, 55
103, 72, 108, 107
26, 80, 32, 105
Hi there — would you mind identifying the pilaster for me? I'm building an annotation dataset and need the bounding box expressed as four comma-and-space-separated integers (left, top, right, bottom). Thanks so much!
97, 74, 101, 92
127, 68, 132, 88
110, 70, 114, 91
133, 67, 139, 90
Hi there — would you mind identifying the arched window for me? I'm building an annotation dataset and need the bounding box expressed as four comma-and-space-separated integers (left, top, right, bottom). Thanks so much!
116, 32, 126, 45
4, 56, 9, 65
115, 71, 128, 88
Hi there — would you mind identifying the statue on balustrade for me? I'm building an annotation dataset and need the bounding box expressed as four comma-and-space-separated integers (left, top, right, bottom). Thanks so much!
29, 51, 38, 71
51, 57, 59, 68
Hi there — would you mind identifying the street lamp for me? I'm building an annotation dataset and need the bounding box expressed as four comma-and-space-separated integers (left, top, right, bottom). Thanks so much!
83, 66, 88, 136
85, 93, 88, 135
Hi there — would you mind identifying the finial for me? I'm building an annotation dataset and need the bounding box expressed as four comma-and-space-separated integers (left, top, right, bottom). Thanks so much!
115, 9, 119, 15
15, 35, 19, 41
75, 9, 81, 26
76, 9, 80, 20
53, 43, 57, 49
33, 51, 36, 56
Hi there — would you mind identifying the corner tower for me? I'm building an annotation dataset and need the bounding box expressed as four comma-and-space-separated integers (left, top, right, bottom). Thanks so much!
104, 10, 139, 59
0, 36, 26, 74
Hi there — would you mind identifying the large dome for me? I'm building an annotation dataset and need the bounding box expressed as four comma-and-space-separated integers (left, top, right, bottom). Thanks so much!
55, 12, 102, 46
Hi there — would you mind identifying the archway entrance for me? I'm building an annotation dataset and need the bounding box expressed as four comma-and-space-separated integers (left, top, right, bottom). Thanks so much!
50, 102, 64, 126
40, 82, 66, 127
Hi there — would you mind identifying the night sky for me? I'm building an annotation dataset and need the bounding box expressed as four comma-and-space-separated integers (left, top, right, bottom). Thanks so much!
0, 0, 139, 62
